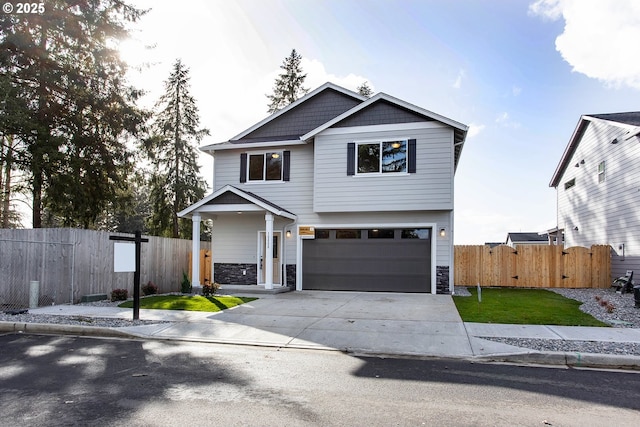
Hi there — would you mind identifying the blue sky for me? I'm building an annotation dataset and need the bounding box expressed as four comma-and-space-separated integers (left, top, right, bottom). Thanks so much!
122, 0, 640, 244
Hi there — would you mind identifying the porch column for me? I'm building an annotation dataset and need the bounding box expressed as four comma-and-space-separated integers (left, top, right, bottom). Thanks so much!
265, 212, 274, 290
191, 213, 201, 290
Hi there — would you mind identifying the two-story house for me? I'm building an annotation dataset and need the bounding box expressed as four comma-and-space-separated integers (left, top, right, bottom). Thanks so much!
179, 83, 468, 294
549, 112, 640, 279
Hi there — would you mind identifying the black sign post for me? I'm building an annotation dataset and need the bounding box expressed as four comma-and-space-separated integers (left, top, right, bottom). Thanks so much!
110, 231, 149, 320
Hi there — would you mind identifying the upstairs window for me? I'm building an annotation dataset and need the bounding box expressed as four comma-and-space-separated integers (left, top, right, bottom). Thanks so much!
240, 151, 290, 183
564, 178, 576, 190
357, 140, 407, 174
598, 161, 605, 183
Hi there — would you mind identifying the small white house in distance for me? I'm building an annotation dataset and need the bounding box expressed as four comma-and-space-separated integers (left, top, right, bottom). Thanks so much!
549, 112, 640, 279
505, 232, 549, 248
179, 82, 468, 294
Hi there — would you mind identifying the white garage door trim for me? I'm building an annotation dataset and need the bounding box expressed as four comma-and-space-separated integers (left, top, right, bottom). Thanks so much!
296, 222, 438, 294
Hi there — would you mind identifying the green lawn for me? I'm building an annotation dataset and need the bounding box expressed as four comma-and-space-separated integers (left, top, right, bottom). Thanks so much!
118, 295, 257, 312
453, 287, 609, 326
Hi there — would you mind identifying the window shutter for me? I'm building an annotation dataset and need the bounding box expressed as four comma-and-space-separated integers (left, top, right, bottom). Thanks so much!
283, 150, 290, 181
240, 153, 247, 183
347, 143, 355, 176
408, 139, 417, 173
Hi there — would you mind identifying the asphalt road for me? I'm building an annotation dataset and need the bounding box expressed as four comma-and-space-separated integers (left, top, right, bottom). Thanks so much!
1, 334, 639, 426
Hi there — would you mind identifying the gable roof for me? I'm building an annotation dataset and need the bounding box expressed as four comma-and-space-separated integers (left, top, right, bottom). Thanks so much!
550, 112, 640, 187
506, 232, 548, 243
201, 83, 365, 153
301, 92, 468, 170
177, 185, 296, 219
201, 83, 468, 169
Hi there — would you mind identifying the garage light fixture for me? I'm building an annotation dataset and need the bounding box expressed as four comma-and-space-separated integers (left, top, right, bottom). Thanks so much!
286, 230, 291, 238
439, 228, 446, 238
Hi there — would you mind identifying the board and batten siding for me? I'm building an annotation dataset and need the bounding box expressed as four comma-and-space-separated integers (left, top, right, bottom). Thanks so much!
313, 123, 454, 212
556, 119, 640, 277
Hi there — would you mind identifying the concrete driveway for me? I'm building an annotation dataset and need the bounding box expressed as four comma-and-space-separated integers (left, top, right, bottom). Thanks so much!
119, 291, 475, 357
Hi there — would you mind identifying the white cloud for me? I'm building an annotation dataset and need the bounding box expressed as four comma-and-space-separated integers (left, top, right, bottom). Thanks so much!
495, 112, 521, 129
512, 85, 522, 96
467, 123, 486, 139
303, 59, 373, 94
529, 0, 640, 89
452, 69, 465, 89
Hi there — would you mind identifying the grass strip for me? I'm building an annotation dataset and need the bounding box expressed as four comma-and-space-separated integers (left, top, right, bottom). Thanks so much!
118, 295, 257, 312
453, 287, 609, 326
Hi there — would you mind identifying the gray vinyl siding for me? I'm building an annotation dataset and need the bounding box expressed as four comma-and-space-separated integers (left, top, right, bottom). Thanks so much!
556, 120, 640, 265
212, 143, 452, 267
313, 125, 454, 212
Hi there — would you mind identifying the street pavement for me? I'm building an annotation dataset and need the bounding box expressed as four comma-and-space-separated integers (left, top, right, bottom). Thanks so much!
2, 290, 640, 370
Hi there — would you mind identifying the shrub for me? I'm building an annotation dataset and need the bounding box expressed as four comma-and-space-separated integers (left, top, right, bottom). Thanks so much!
142, 281, 158, 296
111, 288, 128, 301
181, 272, 192, 293
202, 281, 220, 297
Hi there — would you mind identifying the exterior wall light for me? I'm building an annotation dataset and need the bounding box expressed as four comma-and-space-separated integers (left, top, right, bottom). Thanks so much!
439, 228, 446, 238
286, 230, 292, 238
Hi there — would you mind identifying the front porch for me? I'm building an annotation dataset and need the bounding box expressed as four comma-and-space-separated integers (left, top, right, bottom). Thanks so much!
178, 185, 297, 293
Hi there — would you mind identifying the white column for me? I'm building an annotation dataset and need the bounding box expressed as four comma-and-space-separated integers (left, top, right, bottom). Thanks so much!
265, 212, 274, 290
191, 214, 201, 290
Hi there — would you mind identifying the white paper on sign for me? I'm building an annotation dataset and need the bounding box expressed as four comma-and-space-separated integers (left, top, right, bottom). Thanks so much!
114, 242, 136, 272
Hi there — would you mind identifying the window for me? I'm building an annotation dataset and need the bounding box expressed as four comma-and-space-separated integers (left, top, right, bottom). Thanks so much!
368, 229, 394, 238
401, 229, 430, 239
240, 151, 290, 183
336, 229, 361, 239
315, 229, 330, 239
356, 141, 407, 174
598, 161, 605, 183
564, 178, 576, 190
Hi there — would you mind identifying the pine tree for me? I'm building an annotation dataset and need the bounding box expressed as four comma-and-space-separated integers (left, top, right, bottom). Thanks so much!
0, 0, 147, 228
144, 59, 209, 238
357, 81, 373, 98
266, 49, 309, 113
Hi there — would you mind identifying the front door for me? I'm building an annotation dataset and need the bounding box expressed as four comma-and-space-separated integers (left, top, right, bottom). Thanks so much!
259, 231, 281, 284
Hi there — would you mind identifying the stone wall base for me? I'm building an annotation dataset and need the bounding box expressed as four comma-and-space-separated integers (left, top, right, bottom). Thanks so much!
436, 266, 450, 294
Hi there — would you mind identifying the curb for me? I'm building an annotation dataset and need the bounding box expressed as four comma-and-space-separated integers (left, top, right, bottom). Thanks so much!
0, 321, 140, 340
3, 321, 640, 371
475, 351, 640, 370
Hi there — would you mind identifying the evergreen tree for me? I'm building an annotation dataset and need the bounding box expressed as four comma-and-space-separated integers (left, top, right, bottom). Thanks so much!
357, 81, 373, 98
0, 0, 147, 228
144, 59, 209, 238
266, 49, 309, 113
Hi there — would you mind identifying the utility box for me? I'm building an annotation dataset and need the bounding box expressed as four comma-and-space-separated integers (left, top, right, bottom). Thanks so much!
634, 285, 640, 308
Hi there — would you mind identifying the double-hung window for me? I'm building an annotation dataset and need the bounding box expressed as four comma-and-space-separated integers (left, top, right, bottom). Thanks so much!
598, 161, 605, 183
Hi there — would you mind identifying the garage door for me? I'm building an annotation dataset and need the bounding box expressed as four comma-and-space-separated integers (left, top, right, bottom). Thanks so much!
302, 228, 431, 292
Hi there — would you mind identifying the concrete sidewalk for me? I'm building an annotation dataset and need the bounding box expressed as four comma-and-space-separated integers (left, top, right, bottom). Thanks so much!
2, 291, 640, 370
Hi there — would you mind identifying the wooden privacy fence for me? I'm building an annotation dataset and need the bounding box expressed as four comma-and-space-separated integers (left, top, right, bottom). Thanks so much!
454, 244, 611, 288
0, 228, 210, 306
189, 250, 212, 285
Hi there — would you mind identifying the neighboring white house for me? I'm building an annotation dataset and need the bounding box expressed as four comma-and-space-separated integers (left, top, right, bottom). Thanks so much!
505, 232, 549, 248
179, 83, 468, 294
549, 112, 640, 279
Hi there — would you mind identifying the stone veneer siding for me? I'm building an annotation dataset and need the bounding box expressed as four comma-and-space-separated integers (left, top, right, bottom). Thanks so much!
214, 263, 257, 285
286, 264, 296, 288
436, 266, 450, 294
